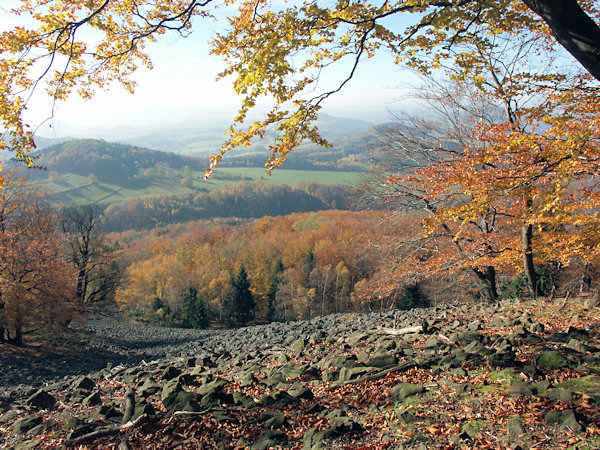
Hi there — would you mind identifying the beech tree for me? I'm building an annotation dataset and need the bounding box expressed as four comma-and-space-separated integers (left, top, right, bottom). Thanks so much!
0, 172, 75, 345
0, 1, 599, 180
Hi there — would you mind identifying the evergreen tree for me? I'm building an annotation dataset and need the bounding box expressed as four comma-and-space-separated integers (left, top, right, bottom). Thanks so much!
230, 265, 255, 326
302, 248, 315, 285
182, 285, 208, 329
267, 259, 285, 322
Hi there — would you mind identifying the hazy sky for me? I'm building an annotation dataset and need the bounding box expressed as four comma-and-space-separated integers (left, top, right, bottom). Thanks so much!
1, 2, 419, 136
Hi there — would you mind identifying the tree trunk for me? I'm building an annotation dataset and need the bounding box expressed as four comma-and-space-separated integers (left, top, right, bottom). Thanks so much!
7, 327, 23, 346
523, 0, 600, 82
522, 221, 539, 297
472, 265, 499, 301
581, 262, 592, 293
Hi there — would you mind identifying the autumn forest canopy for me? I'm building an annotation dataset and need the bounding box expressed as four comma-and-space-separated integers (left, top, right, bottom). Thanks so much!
0, 0, 599, 339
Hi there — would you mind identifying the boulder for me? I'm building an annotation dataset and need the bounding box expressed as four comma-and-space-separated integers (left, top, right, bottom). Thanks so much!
537, 351, 570, 370
72, 376, 96, 392
12, 415, 43, 435
391, 383, 425, 402
507, 418, 526, 436
163, 391, 202, 413
26, 390, 56, 410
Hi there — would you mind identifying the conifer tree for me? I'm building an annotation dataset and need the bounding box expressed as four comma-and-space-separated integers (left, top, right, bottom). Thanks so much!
182, 285, 208, 329
230, 265, 255, 327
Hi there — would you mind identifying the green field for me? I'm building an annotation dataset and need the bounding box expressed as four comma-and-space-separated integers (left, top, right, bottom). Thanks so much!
40, 168, 364, 205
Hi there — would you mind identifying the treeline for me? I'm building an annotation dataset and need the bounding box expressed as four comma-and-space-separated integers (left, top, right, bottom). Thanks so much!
113, 210, 428, 328
100, 181, 355, 232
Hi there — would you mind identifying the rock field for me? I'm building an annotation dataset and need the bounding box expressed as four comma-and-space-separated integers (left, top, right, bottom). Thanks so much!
1, 298, 599, 449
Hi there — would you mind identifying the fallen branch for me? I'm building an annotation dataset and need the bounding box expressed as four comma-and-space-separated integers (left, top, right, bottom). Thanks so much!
438, 334, 453, 345
66, 414, 150, 446
558, 291, 571, 311
376, 325, 423, 336
341, 359, 417, 385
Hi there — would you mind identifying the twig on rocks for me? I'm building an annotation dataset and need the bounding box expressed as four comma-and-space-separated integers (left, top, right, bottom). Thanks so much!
341, 359, 417, 385
66, 414, 150, 446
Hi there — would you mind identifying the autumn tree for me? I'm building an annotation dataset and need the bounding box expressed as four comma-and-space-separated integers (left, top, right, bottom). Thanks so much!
375, 28, 600, 299
0, 172, 75, 345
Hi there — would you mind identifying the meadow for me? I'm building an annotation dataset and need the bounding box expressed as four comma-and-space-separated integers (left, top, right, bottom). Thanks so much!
39, 168, 365, 205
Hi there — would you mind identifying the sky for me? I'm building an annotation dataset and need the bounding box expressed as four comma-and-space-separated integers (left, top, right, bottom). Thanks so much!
0, 1, 420, 138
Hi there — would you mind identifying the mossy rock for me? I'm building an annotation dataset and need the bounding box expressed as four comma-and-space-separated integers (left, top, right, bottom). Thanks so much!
536, 351, 570, 370
163, 391, 203, 412
557, 375, 600, 395
461, 419, 487, 439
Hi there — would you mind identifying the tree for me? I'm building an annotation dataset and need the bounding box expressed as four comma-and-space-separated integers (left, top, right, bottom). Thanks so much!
229, 265, 255, 326
1, 1, 599, 180
377, 30, 600, 299
0, 172, 75, 345
61, 203, 118, 307
182, 285, 208, 329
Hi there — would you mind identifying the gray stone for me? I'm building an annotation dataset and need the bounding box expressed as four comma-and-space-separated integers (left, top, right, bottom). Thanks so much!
260, 390, 298, 407
163, 391, 202, 413
251, 429, 286, 450
139, 378, 161, 397
319, 355, 358, 370
161, 378, 184, 401
200, 390, 234, 407
291, 338, 308, 356
67, 423, 96, 440
367, 354, 397, 368
507, 418, 525, 436
262, 411, 289, 429
289, 386, 314, 400
26, 390, 56, 410
13, 415, 43, 435
161, 366, 181, 381
391, 383, 425, 401
232, 391, 256, 408
507, 382, 534, 396
133, 402, 155, 420
72, 376, 96, 391
547, 388, 573, 403
98, 405, 121, 421
395, 410, 418, 424
545, 409, 583, 432
0, 409, 19, 424
337, 366, 373, 382
83, 391, 102, 406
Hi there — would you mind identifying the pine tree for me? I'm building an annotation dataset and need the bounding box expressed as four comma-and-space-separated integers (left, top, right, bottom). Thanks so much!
230, 265, 255, 327
182, 285, 208, 329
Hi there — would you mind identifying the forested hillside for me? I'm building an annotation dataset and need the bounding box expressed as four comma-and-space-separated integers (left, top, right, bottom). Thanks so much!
101, 182, 355, 232
112, 210, 429, 327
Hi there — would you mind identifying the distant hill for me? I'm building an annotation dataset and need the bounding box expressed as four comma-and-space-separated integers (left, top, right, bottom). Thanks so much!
33, 114, 379, 161
30, 138, 206, 182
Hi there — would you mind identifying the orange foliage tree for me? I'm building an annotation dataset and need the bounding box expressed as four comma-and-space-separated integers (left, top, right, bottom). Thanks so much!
378, 31, 600, 299
0, 172, 76, 345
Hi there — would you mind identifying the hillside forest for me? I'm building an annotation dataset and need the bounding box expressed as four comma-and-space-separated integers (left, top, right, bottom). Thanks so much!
0, 0, 599, 343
